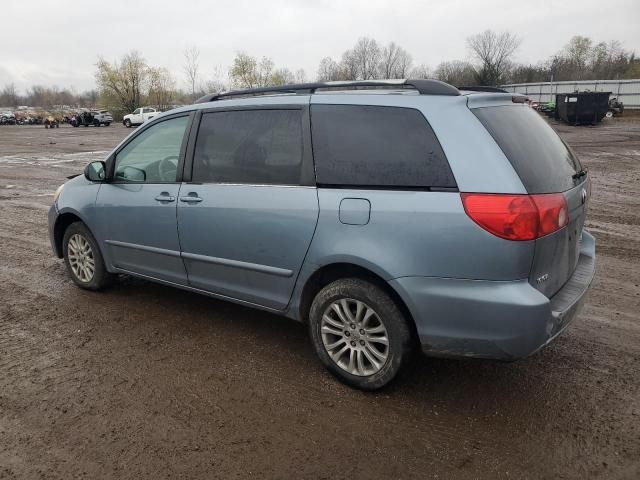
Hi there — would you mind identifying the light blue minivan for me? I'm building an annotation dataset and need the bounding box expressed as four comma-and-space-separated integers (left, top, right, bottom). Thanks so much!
49, 80, 595, 390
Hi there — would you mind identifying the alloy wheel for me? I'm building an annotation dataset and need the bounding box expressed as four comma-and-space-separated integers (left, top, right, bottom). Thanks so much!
320, 298, 390, 376
67, 234, 95, 282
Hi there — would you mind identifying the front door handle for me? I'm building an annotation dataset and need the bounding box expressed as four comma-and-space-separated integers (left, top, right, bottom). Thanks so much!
154, 193, 175, 202
179, 195, 203, 203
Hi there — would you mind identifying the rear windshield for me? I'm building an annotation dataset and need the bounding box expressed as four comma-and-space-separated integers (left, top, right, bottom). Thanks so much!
472, 105, 583, 193
311, 105, 456, 189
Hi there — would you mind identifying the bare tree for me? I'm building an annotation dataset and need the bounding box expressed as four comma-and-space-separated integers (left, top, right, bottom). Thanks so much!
0, 83, 19, 107
394, 48, 413, 78
378, 42, 413, 79
317, 57, 342, 81
340, 50, 359, 80
229, 53, 291, 88
295, 68, 307, 83
467, 30, 521, 85
148, 67, 176, 111
230, 52, 258, 88
410, 64, 431, 79
200, 65, 228, 95
563, 35, 592, 76
351, 37, 381, 79
183, 46, 200, 96
434, 60, 476, 85
271, 68, 295, 86
256, 57, 275, 87
95, 51, 148, 114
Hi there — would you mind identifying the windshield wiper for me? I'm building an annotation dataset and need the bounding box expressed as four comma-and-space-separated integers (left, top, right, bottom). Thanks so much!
572, 168, 588, 180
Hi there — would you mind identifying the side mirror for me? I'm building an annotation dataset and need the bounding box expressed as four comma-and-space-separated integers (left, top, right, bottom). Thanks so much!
84, 161, 106, 182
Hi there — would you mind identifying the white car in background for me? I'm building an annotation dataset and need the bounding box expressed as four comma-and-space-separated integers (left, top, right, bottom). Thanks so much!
122, 107, 158, 128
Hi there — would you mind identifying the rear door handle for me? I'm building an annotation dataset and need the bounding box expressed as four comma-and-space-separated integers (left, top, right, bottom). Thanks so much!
179, 195, 203, 203
154, 193, 175, 202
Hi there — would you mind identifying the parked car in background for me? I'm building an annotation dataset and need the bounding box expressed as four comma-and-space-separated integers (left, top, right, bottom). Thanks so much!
48, 79, 596, 390
0, 112, 16, 125
71, 110, 113, 127
123, 107, 158, 127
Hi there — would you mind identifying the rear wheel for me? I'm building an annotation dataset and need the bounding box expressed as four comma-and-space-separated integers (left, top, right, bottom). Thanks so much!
309, 278, 412, 390
62, 222, 115, 290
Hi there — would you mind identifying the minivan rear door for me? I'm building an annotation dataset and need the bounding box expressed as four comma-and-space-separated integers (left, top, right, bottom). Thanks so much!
177, 105, 318, 310
472, 103, 588, 297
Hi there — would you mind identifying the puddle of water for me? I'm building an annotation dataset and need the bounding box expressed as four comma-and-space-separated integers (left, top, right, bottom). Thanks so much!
0, 151, 109, 166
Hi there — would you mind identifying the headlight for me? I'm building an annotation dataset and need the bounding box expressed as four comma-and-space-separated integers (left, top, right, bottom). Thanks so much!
53, 184, 65, 203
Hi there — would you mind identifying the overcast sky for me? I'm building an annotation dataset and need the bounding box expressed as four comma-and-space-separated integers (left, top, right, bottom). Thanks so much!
1, 0, 639, 93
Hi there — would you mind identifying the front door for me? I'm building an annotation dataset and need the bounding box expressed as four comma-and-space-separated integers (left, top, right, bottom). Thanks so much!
95, 114, 191, 285
177, 107, 318, 310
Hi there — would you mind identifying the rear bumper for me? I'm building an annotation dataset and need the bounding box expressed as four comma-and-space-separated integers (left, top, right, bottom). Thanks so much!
390, 231, 596, 360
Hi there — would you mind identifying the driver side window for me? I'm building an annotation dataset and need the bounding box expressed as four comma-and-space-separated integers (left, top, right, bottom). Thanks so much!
115, 116, 188, 183
133, 108, 141, 115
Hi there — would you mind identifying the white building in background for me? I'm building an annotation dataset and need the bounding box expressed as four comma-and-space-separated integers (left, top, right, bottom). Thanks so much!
502, 79, 640, 108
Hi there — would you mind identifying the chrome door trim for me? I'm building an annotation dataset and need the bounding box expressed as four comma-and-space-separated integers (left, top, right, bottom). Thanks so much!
180, 251, 294, 278
105, 240, 181, 258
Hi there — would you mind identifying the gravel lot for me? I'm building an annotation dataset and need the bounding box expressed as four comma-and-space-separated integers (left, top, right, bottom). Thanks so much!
1, 120, 639, 479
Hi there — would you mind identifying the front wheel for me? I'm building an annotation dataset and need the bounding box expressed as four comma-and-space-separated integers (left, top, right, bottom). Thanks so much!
62, 222, 115, 290
124, 119, 131, 128
309, 278, 412, 390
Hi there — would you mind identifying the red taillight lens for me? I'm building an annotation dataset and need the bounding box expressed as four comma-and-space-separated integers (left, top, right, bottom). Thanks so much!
461, 193, 568, 241
531, 194, 569, 236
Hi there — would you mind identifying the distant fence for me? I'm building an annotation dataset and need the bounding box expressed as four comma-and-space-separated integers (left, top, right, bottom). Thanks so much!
501, 79, 640, 108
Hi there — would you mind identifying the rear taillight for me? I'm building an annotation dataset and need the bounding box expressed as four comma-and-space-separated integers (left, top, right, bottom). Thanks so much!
461, 193, 568, 241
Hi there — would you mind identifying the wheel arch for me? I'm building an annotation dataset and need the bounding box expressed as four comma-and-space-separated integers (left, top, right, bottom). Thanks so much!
53, 209, 100, 259
296, 262, 418, 345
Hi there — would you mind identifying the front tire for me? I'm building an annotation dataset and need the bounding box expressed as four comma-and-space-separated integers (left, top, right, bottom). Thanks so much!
62, 222, 114, 290
124, 119, 131, 128
309, 278, 412, 390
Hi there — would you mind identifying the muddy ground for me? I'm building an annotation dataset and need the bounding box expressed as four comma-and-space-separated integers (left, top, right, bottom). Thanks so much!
0, 120, 639, 479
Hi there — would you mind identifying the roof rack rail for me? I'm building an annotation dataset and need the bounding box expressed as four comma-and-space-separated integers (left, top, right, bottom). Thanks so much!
457, 86, 509, 93
194, 79, 460, 103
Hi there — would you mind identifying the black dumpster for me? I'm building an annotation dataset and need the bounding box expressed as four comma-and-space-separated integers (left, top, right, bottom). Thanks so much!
556, 91, 611, 125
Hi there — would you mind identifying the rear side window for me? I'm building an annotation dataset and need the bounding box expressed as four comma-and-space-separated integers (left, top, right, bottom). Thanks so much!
192, 109, 305, 185
472, 105, 582, 193
311, 105, 456, 188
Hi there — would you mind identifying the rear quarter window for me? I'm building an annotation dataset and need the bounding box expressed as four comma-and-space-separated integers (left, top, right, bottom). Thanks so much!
311, 105, 456, 189
472, 105, 582, 193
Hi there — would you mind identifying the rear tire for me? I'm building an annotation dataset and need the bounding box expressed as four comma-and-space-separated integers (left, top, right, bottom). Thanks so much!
309, 278, 412, 390
62, 222, 115, 290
